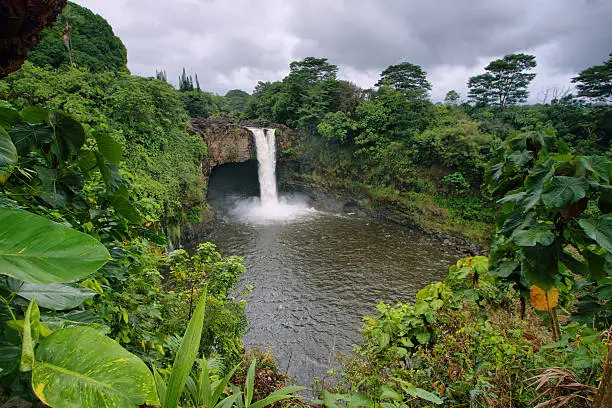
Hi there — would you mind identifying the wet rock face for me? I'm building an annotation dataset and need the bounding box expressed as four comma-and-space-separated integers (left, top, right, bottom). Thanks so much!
190, 117, 298, 170
0, 0, 67, 77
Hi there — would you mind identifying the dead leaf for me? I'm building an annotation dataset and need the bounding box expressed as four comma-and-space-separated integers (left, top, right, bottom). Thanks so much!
530, 285, 559, 312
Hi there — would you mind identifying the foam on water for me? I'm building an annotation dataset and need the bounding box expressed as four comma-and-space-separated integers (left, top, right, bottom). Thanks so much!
231, 127, 318, 225
230, 195, 318, 225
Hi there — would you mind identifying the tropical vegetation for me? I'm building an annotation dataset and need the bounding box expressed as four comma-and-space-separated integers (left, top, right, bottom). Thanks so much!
0, 1, 611, 407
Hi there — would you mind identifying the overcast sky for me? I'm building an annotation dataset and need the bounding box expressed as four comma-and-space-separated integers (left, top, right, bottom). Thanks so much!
77, 0, 611, 102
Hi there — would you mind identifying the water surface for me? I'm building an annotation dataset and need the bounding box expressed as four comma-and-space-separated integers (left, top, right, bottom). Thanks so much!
202, 208, 462, 386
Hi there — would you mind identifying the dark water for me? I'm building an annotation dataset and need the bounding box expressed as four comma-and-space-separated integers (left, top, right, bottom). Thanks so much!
202, 208, 462, 387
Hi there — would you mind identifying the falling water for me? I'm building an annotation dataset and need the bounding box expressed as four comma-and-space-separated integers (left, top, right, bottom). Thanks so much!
228, 128, 314, 224
248, 128, 278, 204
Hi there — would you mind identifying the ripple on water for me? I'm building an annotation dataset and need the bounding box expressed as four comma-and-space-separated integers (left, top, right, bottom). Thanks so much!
201, 206, 462, 388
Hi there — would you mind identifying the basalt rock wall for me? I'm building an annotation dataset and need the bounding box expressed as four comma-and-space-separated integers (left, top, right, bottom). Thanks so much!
190, 117, 298, 172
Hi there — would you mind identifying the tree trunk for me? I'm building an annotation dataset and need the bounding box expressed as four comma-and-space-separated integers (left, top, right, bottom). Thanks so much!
593, 343, 612, 408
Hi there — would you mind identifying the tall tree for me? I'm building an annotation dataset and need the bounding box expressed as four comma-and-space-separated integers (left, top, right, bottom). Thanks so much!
178, 67, 193, 92
572, 52, 612, 102
376, 62, 432, 93
155, 69, 167, 82
468, 53, 537, 107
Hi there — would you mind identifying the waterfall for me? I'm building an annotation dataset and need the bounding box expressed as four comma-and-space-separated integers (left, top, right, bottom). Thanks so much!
230, 127, 314, 224
248, 127, 278, 205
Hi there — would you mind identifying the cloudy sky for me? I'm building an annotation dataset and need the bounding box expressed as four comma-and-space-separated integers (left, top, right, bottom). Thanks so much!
77, 0, 611, 102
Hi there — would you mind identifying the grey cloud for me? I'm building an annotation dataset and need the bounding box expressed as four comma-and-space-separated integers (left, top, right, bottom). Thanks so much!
77, 0, 611, 98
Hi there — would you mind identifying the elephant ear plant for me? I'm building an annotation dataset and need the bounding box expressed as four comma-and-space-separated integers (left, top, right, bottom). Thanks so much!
0, 209, 306, 407
0, 207, 159, 407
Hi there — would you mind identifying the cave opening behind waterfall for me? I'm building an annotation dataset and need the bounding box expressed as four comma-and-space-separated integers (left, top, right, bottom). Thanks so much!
207, 160, 261, 212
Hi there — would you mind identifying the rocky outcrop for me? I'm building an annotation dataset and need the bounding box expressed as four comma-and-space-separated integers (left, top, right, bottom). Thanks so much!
0, 0, 67, 77
190, 117, 298, 171
191, 117, 255, 169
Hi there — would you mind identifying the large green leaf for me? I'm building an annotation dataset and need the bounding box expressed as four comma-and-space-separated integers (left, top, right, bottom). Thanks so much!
163, 288, 208, 408
541, 176, 588, 208
519, 244, 559, 290
0, 127, 17, 169
9, 122, 54, 155
32, 327, 158, 407
20, 106, 50, 123
512, 227, 555, 247
50, 112, 86, 160
17, 283, 97, 311
94, 130, 122, 164
0, 107, 22, 129
35, 167, 67, 208
522, 163, 554, 211
0, 208, 109, 284
580, 156, 611, 183
0, 342, 20, 377
578, 216, 612, 252
508, 150, 533, 169
41, 310, 109, 335
109, 184, 142, 223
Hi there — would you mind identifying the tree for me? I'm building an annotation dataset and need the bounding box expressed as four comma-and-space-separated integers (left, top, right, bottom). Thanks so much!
376, 62, 432, 93
27, 1, 127, 73
223, 89, 250, 114
182, 89, 219, 118
468, 53, 537, 107
444, 90, 460, 106
155, 69, 167, 82
572, 52, 612, 102
288, 57, 338, 85
178, 67, 194, 92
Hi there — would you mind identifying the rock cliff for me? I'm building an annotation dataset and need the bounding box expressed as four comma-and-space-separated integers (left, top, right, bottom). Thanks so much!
190, 117, 298, 172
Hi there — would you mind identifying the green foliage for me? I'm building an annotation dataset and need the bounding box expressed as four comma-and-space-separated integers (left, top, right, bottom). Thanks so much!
162, 243, 247, 366
0, 63, 206, 223
220, 89, 251, 116
246, 57, 342, 130
444, 90, 460, 106
162, 289, 208, 408
376, 62, 432, 94
330, 256, 607, 407
468, 53, 537, 106
32, 326, 158, 407
486, 127, 611, 326
0, 208, 109, 284
413, 114, 492, 181
317, 111, 357, 145
572, 52, 612, 102
441, 172, 470, 196
182, 89, 220, 118
27, 2, 128, 73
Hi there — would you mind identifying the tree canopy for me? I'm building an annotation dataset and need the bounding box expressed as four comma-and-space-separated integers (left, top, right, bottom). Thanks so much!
468, 53, 537, 107
572, 52, 612, 102
27, 2, 127, 73
376, 62, 432, 94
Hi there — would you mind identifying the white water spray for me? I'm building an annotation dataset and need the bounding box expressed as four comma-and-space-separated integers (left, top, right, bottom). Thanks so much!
230, 128, 316, 224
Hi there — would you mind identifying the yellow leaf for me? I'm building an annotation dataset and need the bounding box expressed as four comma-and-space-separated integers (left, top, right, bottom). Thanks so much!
530, 285, 559, 311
